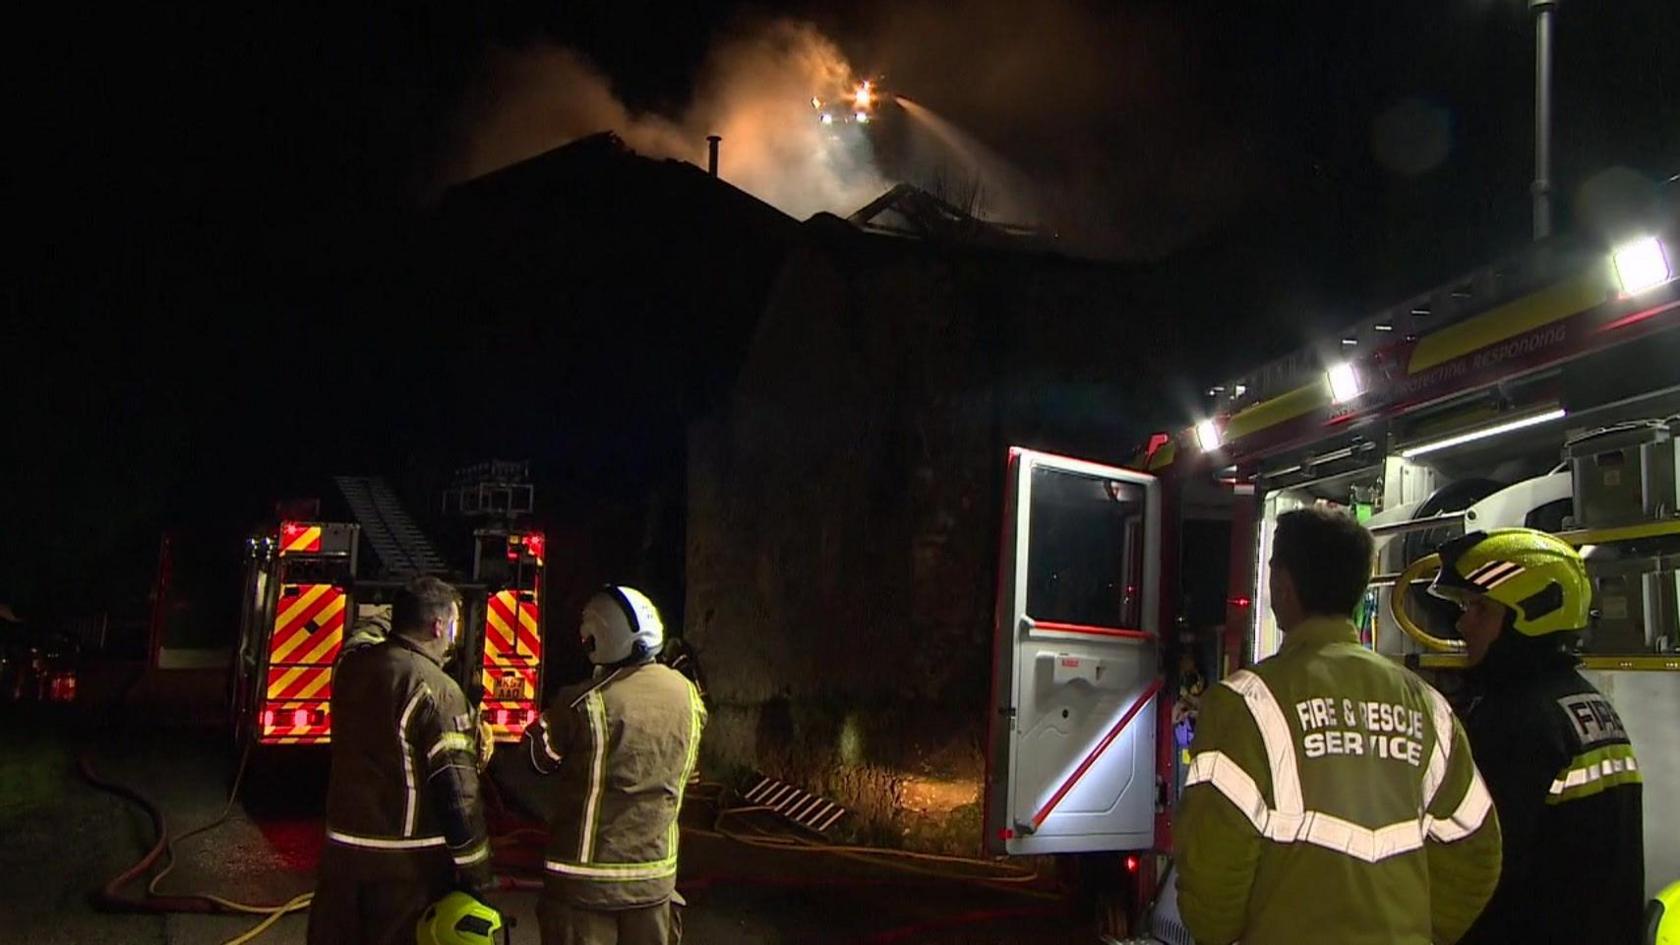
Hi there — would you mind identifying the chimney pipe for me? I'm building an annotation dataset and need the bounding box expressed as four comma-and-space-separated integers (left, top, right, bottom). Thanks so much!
706, 135, 721, 177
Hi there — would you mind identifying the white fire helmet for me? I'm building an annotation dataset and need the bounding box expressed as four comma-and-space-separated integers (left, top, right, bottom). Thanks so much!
581, 585, 664, 665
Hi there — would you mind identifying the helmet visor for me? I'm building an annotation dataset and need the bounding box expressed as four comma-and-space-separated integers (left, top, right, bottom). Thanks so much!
1427, 530, 1492, 609
1425, 578, 1482, 608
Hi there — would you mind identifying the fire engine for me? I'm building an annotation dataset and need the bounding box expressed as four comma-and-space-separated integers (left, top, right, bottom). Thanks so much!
982, 224, 1679, 929
229, 464, 546, 751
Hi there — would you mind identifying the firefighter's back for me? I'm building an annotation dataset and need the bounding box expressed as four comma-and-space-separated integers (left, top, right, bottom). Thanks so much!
541, 661, 706, 909
325, 639, 459, 879
1180, 617, 1499, 945
1243, 626, 1445, 943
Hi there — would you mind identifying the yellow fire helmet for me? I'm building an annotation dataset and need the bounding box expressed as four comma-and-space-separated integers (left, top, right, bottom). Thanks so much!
417, 891, 503, 945
1649, 880, 1680, 945
1428, 528, 1591, 636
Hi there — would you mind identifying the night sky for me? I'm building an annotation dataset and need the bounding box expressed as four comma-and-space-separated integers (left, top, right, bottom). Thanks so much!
8, 0, 1678, 619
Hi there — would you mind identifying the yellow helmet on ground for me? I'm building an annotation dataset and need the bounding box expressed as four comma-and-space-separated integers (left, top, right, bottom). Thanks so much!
1428, 528, 1591, 636
1649, 880, 1680, 945
417, 891, 503, 945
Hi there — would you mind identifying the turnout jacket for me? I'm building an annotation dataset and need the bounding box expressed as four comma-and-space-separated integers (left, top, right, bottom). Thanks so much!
1457, 641, 1644, 945
323, 636, 490, 884
524, 661, 706, 909
1176, 617, 1502, 945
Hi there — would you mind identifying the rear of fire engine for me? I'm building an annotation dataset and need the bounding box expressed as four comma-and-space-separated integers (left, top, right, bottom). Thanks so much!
230, 514, 356, 747
230, 467, 548, 751
445, 461, 547, 743
1136, 227, 1680, 914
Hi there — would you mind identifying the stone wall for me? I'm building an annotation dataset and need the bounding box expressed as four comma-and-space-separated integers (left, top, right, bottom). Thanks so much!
686, 231, 1177, 849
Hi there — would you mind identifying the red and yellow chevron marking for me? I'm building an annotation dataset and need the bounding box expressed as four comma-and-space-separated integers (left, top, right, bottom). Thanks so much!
266, 584, 346, 706
482, 590, 540, 742
259, 700, 331, 745
279, 522, 323, 555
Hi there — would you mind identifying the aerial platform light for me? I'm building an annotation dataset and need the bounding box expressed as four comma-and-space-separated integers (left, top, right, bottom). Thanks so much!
1326, 361, 1363, 404
1611, 236, 1671, 296
1195, 418, 1223, 452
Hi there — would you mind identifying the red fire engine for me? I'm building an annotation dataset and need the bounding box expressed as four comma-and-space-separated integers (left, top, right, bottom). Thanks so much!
983, 225, 1679, 930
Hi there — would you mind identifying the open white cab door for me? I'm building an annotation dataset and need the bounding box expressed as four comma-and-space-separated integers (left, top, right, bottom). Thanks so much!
985, 448, 1162, 855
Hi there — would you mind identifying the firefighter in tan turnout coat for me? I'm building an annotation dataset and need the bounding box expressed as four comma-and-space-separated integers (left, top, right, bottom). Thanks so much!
307, 576, 493, 945
522, 585, 706, 945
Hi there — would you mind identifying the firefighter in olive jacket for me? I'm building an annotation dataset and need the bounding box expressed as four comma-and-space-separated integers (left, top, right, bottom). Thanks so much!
307, 577, 492, 945
1177, 508, 1502, 945
523, 585, 705, 945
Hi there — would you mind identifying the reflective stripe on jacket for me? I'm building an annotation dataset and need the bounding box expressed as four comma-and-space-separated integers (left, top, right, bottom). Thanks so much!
1176, 617, 1502, 945
1457, 647, 1644, 945
526, 661, 706, 909
323, 636, 489, 880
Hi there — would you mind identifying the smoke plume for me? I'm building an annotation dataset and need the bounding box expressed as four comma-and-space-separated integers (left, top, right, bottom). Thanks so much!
439, 20, 887, 220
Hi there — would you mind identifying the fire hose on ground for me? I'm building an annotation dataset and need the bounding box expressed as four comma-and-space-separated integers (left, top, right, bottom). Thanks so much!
83, 752, 1074, 944
81, 738, 542, 944
79, 747, 315, 945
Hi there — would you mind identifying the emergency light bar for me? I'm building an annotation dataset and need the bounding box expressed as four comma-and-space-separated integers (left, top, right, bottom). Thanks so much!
1398, 408, 1567, 459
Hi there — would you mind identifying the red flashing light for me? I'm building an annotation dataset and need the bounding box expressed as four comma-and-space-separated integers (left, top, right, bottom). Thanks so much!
525, 708, 538, 725
292, 708, 309, 729
262, 709, 276, 730
280, 521, 306, 542
496, 708, 510, 726
1000, 828, 1015, 841
1126, 854, 1140, 873
1229, 596, 1253, 608
522, 533, 545, 563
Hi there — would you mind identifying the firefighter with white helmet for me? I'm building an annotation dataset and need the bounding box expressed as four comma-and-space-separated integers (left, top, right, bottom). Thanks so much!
521, 585, 706, 945
1431, 528, 1645, 944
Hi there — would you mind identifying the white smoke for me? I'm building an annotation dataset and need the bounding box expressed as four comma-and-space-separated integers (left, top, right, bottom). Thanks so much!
438, 21, 888, 220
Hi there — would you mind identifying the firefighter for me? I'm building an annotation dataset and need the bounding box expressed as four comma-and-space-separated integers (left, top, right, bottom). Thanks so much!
521, 585, 706, 945
1430, 528, 1645, 945
306, 576, 493, 945
1177, 507, 1501, 945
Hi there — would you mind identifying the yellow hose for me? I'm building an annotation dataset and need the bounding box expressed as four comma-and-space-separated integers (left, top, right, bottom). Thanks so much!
1388, 553, 1468, 653
217, 894, 313, 945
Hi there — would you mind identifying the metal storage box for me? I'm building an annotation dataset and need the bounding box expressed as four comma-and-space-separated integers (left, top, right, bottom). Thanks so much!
1565, 421, 1679, 528
1585, 551, 1680, 654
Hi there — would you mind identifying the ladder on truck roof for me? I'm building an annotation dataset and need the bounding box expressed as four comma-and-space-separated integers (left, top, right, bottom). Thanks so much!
332, 476, 448, 578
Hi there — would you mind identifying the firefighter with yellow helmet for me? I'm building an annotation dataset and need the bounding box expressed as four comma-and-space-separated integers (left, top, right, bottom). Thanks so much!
1431, 528, 1645, 944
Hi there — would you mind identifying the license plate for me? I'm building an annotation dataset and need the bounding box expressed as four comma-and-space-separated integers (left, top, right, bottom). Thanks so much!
495, 675, 524, 701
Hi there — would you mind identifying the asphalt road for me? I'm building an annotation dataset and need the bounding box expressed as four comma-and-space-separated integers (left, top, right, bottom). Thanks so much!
0, 700, 1093, 945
